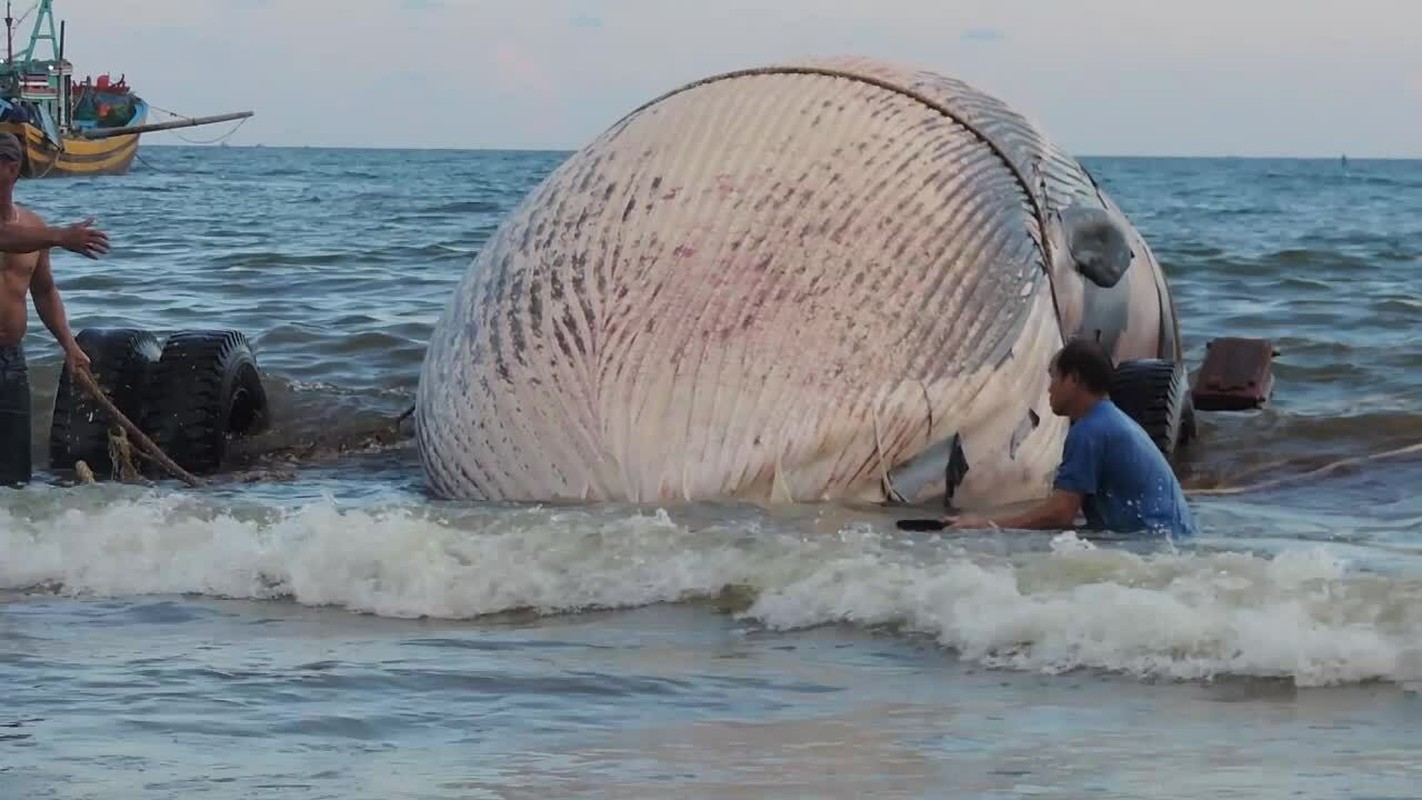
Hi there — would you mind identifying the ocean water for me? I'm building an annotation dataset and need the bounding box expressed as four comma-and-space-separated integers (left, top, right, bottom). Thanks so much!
2, 146, 1421, 798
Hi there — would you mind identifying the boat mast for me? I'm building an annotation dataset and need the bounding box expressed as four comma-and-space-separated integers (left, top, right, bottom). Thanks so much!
5, 2, 13, 67
17, 0, 58, 64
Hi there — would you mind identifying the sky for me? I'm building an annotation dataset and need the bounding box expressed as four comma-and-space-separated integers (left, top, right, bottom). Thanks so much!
23, 0, 1422, 157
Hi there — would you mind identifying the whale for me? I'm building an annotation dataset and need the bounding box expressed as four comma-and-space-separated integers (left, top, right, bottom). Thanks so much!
414, 56, 1188, 508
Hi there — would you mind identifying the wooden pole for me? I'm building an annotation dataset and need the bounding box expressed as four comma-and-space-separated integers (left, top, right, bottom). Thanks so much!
72, 365, 204, 487
75, 111, 254, 139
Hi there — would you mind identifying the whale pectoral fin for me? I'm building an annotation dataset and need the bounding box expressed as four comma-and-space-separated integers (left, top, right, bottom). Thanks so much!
1009, 408, 1041, 460
942, 433, 969, 512
1061, 206, 1134, 289
884, 431, 969, 508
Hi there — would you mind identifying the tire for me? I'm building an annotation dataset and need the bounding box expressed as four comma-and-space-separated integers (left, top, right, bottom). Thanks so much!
139, 330, 269, 475
1109, 358, 1190, 458
48, 328, 162, 475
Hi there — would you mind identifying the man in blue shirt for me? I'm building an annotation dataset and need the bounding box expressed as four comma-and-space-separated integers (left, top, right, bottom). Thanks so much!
946, 338, 1197, 537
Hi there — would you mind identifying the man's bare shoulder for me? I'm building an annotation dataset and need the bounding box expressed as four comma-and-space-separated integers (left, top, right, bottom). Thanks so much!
14, 205, 44, 227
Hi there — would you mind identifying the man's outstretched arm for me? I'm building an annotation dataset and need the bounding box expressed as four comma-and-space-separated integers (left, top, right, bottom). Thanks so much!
0, 216, 109, 258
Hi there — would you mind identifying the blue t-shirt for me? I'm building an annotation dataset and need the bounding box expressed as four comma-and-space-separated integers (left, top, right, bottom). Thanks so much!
1053, 399, 1197, 537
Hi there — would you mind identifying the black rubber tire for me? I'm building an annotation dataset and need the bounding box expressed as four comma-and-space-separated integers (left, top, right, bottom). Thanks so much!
139, 330, 269, 475
1109, 358, 1190, 458
48, 328, 162, 475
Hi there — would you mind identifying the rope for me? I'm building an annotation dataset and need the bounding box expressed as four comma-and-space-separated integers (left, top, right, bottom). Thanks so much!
1184, 440, 1422, 497
71, 365, 204, 487
26, 139, 61, 179
145, 104, 249, 145
607, 64, 1067, 326
222, 402, 417, 469
106, 424, 141, 482
61, 359, 1422, 498
133, 150, 165, 173
32, 154, 58, 179
146, 103, 188, 118
13, 2, 35, 27
165, 117, 248, 145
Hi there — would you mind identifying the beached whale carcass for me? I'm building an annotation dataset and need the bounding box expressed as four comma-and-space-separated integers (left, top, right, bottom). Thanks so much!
415, 56, 1193, 507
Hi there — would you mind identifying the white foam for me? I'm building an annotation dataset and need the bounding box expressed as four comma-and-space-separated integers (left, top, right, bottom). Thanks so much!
3, 488, 1420, 688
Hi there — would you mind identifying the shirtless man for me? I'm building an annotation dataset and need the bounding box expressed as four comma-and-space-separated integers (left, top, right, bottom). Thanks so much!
0, 131, 114, 486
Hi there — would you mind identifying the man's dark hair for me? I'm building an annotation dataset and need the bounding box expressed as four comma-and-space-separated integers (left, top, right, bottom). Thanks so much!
0, 132, 21, 163
1051, 337, 1113, 394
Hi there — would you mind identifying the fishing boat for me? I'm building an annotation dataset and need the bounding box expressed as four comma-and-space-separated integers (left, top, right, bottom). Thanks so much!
0, 0, 252, 178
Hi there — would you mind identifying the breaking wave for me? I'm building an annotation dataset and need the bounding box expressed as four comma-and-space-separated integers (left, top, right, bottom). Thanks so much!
3, 487, 1419, 689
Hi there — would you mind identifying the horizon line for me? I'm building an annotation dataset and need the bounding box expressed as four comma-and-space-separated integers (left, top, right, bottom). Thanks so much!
139, 143, 1418, 161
